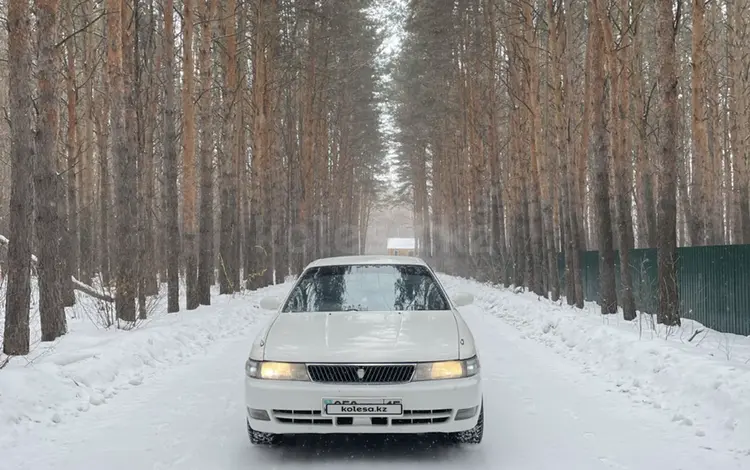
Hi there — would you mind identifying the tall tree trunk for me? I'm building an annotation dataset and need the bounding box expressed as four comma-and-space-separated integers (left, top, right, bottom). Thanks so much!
64, 14, 78, 307
522, 1, 545, 296
589, 2, 617, 315
632, 5, 657, 248
234, 4, 245, 287
564, 3, 584, 308
550, 0, 572, 304
36, 0, 66, 341
219, 0, 239, 294
729, 0, 750, 243
688, 0, 709, 245
250, 0, 280, 289
197, 0, 216, 304
97, 60, 111, 287
114, 0, 138, 322
509, 37, 526, 287
131, 0, 149, 319
3, 0, 35, 355
541, 0, 559, 301
655, 0, 681, 326
79, 0, 95, 286
163, 0, 180, 312
141, 0, 159, 297
578, 6, 592, 250
182, 0, 199, 309
594, 0, 636, 320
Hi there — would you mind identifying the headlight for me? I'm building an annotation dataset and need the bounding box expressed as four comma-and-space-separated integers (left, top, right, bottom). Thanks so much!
245, 359, 310, 381
413, 356, 480, 381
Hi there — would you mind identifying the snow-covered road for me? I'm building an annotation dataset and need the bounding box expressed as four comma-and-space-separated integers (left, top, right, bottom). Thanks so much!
2, 278, 749, 470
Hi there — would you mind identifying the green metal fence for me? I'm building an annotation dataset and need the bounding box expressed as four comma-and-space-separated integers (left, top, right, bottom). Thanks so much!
559, 244, 750, 336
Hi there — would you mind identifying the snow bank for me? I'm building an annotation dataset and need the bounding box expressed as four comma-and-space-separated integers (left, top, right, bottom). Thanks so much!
0, 281, 291, 443
440, 274, 750, 454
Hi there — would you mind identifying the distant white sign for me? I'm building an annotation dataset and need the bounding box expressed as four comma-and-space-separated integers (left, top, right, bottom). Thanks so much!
386, 237, 415, 250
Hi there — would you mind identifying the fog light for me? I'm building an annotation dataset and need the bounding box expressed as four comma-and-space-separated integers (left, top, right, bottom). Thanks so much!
248, 408, 270, 421
455, 406, 478, 421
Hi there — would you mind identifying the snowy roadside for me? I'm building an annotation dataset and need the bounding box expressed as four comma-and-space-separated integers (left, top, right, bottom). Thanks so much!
439, 274, 750, 456
0, 280, 292, 443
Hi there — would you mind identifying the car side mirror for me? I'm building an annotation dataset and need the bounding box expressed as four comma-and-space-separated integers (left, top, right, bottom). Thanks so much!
451, 292, 474, 307
259, 296, 281, 311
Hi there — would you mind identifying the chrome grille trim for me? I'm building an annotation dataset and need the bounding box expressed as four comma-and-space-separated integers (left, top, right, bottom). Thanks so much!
272, 409, 333, 425
392, 408, 453, 425
306, 363, 416, 384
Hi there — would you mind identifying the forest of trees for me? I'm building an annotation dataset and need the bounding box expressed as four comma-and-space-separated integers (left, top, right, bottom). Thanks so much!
390, 0, 748, 326
0, 0, 387, 355
1, 0, 748, 356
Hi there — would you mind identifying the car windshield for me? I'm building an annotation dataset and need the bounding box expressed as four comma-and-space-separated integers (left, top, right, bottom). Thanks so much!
281, 264, 450, 312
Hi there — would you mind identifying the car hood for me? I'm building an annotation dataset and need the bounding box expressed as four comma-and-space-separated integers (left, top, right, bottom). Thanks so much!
262, 311, 460, 363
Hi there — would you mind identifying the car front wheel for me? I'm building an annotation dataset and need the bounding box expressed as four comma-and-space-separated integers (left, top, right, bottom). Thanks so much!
246, 419, 280, 445
449, 403, 483, 444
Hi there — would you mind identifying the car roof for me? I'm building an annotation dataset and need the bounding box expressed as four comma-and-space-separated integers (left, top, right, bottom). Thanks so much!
305, 254, 429, 269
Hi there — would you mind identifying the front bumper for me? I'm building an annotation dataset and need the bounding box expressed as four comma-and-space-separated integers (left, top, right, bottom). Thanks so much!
245, 374, 482, 435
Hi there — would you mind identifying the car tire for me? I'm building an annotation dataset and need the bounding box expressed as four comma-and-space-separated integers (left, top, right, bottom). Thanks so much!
450, 403, 483, 444
246, 419, 280, 445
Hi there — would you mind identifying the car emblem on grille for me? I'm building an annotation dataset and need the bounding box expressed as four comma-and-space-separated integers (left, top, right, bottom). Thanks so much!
356, 368, 365, 380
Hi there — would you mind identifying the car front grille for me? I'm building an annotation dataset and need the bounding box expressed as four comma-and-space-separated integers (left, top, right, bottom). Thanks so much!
273, 409, 333, 425
306, 364, 415, 384
390, 408, 452, 425
272, 408, 453, 427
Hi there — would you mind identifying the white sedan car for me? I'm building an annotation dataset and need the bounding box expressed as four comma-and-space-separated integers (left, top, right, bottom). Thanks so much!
244, 255, 483, 445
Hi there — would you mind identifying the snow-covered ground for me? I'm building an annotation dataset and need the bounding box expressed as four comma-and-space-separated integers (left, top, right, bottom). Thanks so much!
1, 274, 749, 469
441, 275, 750, 450
0, 279, 285, 432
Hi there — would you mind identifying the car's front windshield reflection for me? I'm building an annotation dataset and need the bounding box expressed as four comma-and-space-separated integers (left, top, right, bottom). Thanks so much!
282, 264, 450, 312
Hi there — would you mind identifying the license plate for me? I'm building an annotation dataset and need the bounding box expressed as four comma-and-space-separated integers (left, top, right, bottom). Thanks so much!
322, 398, 403, 416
